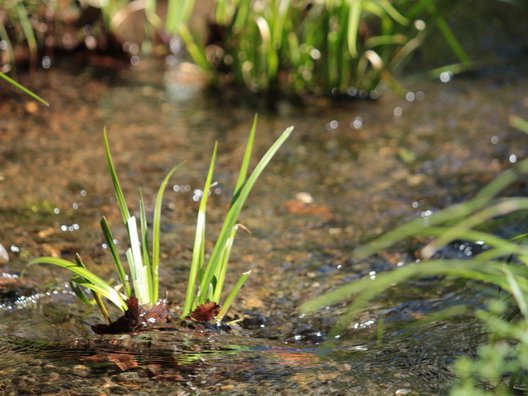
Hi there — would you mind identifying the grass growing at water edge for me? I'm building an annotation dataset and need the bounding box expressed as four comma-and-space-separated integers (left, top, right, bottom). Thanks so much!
301, 116, 528, 393
25, 118, 293, 328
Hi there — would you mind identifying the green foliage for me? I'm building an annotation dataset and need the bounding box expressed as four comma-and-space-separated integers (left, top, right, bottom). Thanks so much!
181, 0, 469, 96
26, 128, 181, 317
0, 71, 49, 106
302, 116, 528, 393
182, 116, 294, 318
25, 119, 292, 324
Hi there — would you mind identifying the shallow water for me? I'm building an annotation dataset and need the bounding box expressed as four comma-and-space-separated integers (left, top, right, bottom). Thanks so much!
2, 5, 528, 393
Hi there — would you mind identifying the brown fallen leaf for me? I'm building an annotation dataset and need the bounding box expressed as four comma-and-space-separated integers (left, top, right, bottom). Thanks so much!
85, 352, 139, 371
283, 200, 333, 220
188, 301, 220, 322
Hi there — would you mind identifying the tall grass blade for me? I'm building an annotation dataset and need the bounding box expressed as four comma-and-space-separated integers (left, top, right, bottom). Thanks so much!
509, 115, 528, 134
347, 0, 362, 58
103, 128, 131, 224
302, 259, 518, 335
74, 254, 111, 324
127, 216, 149, 304
15, 4, 37, 67
504, 267, 528, 318
183, 143, 218, 316
100, 216, 131, 296
25, 257, 127, 311
354, 159, 528, 259
139, 189, 152, 297
212, 225, 239, 303
151, 163, 182, 303
217, 270, 251, 321
232, 115, 257, 204
421, 198, 528, 258
0, 72, 49, 106
197, 126, 294, 305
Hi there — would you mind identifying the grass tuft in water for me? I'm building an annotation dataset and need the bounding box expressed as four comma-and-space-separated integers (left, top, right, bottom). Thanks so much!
25, 118, 293, 328
302, 116, 528, 393
179, 0, 470, 97
182, 115, 294, 319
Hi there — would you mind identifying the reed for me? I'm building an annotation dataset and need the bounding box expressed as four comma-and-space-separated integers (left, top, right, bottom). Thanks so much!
25, 119, 293, 326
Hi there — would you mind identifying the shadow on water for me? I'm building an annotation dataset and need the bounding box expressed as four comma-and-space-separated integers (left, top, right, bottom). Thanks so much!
1, 2, 528, 393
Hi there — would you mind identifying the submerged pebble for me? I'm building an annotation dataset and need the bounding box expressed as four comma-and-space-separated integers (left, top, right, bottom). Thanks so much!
0, 243, 9, 264
72, 364, 90, 377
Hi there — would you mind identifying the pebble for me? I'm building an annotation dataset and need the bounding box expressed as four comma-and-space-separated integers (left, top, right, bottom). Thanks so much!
72, 364, 90, 377
395, 389, 413, 395
0, 243, 9, 264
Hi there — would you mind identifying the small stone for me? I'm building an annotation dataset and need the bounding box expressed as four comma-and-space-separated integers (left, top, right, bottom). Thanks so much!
395, 389, 413, 395
72, 364, 90, 377
49, 372, 60, 381
0, 243, 9, 264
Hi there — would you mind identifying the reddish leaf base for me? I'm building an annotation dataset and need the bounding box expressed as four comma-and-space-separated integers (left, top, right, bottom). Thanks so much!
188, 301, 221, 322
92, 297, 172, 334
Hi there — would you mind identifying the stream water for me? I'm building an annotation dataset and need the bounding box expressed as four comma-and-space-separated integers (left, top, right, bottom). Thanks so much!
1, 2, 528, 394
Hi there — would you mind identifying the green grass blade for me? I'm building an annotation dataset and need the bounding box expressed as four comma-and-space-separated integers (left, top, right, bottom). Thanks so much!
182, 143, 218, 317
509, 115, 528, 134
420, 0, 470, 63
421, 198, 528, 258
347, 0, 362, 58
71, 276, 112, 324
15, 4, 37, 67
504, 267, 528, 318
127, 216, 149, 305
0, 24, 15, 68
217, 270, 251, 321
100, 216, 131, 296
375, 0, 410, 25
354, 159, 528, 260
232, 115, 258, 204
25, 257, 127, 311
197, 126, 293, 305
151, 163, 182, 303
301, 259, 519, 336
0, 72, 49, 107
103, 128, 131, 224
70, 277, 94, 306
74, 254, 111, 323
139, 189, 152, 297
212, 225, 239, 303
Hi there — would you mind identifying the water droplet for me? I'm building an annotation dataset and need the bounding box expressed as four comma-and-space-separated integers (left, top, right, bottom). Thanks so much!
405, 92, 416, 102
41, 56, 51, 69
439, 71, 453, 83
350, 116, 363, 129
310, 48, 321, 60
414, 19, 426, 31
393, 106, 403, 117
326, 120, 339, 130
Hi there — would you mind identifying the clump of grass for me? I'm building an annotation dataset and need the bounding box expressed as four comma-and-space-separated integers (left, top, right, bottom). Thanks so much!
301, 116, 528, 392
182, 116, 293, 321
25, 118, 293, 329
180, 0, 470, 97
